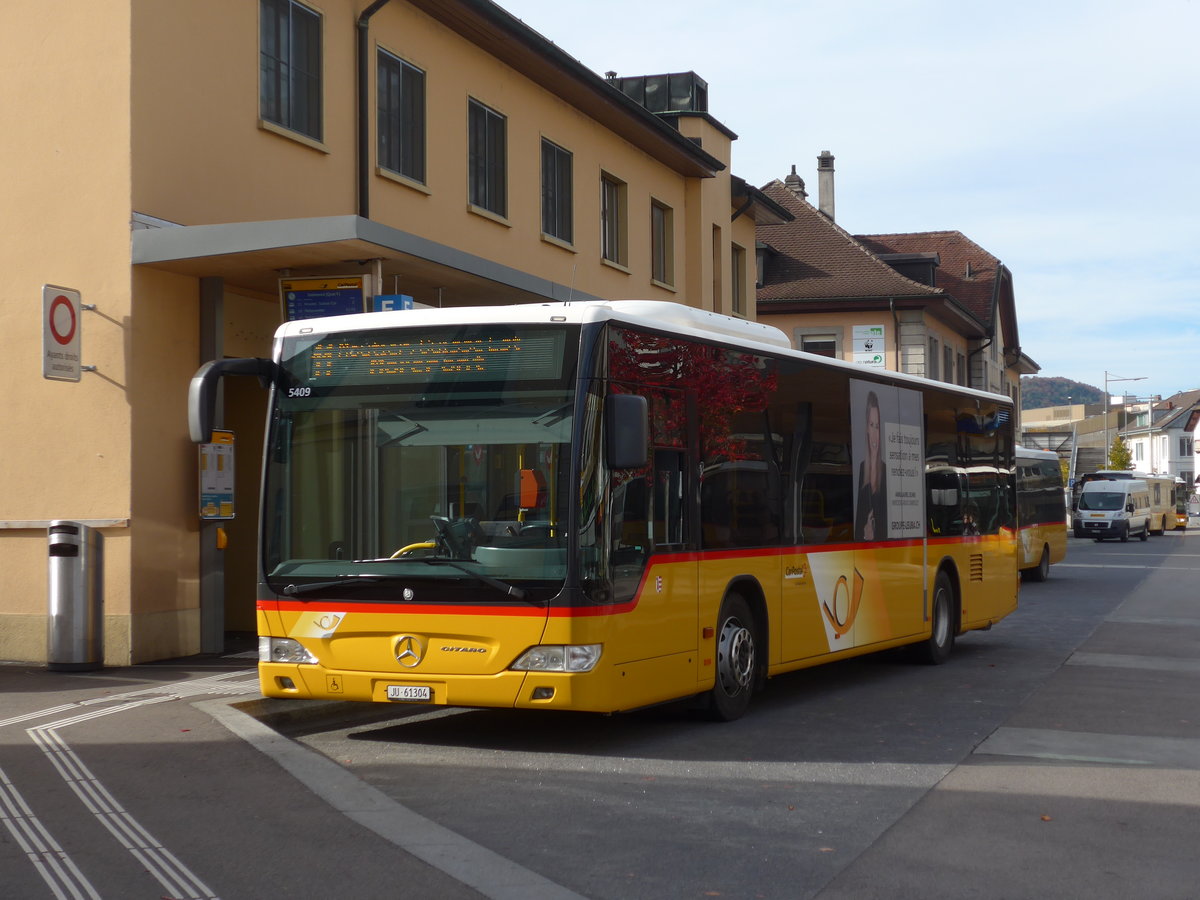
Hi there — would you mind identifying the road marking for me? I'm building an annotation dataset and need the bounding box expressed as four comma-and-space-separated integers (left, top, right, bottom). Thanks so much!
3, 670, 257, 900
1057, 562, 1200, 571
0, 764, 101, 900
1067, 652, 1200, 674
975, 726, 1200, 769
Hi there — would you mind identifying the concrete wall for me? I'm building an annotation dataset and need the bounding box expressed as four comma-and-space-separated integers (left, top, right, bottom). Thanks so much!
1, 0, 134, 663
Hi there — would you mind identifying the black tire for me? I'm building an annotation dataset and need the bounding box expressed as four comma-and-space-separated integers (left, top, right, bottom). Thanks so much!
702, 594, 757, 721
1026, 546, 1050, 583
1139, 523, 1149, 542
1120, 527, 1129, 543
916, 570, 955, 665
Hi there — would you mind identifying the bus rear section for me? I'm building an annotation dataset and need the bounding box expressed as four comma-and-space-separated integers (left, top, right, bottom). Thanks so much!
1014, 447, 1067, 581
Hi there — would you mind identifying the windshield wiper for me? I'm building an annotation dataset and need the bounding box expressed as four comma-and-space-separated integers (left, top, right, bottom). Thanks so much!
280, 575, 395, 597
418, 559, 527, 600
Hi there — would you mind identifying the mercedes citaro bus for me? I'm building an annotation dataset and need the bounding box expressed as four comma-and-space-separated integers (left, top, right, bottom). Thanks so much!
190, 301, 1018, 720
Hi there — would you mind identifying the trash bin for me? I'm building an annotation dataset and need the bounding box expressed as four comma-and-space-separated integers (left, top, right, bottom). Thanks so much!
47, 520, 104, 671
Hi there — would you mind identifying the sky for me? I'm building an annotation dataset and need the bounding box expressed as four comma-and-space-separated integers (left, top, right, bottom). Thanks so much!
498, 0, 1200, 401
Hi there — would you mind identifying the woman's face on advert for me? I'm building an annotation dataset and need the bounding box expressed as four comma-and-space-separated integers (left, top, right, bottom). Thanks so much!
867, 403, 881, 457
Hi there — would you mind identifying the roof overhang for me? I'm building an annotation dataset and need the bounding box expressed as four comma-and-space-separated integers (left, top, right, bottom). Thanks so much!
731, 177, 794, 225
131, 215, 596, 305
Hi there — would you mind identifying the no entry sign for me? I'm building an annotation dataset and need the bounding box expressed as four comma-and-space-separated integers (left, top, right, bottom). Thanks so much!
43, 285, 82, 382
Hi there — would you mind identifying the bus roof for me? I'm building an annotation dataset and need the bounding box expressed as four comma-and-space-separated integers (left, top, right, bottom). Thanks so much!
1015, 446, 1060, 461
274, 299, 1014, 405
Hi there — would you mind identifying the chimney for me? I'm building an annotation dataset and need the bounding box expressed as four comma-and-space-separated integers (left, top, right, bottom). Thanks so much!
783, 165, 807, 200
817, 150, 835, 221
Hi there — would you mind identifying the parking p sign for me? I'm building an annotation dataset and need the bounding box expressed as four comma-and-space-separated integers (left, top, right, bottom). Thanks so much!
43, 285, 82, 382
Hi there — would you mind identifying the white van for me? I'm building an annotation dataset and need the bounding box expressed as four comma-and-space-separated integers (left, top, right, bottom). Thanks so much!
1073, 479, 1151, 542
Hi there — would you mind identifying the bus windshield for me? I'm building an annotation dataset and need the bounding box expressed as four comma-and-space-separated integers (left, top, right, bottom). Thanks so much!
262, 323, 579, 598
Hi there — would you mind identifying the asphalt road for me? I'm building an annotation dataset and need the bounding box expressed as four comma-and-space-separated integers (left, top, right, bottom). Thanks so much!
286, 531, 1200, 899
3, 531, 1198, 899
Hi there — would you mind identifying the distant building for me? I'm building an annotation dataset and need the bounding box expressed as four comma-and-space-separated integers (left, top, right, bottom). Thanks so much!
756, 158, 1038, 415
1119, 391, 1200, 486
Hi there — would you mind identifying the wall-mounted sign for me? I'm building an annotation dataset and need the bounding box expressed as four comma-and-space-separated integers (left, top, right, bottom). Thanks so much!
43, 284, 82, 382
373, 293, 414, 312
280, 276, 366, 321
851, 324, 886, 367
199, 430, 235, 520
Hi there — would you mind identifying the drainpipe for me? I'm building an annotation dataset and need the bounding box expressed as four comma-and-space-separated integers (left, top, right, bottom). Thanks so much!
968, 338, 993, 391
358, 0, 393, 219
889, 298, 900, 370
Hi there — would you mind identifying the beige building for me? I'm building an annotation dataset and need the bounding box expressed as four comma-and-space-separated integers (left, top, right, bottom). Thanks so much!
1, 0, 786, 664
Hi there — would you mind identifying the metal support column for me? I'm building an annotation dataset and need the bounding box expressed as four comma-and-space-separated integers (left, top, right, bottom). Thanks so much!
199, 276, 225, 653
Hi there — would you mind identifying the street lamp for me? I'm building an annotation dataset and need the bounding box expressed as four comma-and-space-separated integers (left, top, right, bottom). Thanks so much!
1103, 371, 1146, 469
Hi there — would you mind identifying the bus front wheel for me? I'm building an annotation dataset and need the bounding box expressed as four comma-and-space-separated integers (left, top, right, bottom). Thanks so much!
702, 594, 757, 722
916, 571, 955, 665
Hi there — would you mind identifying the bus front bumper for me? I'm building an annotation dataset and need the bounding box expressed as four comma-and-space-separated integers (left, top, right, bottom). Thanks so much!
258, 662, 619, 712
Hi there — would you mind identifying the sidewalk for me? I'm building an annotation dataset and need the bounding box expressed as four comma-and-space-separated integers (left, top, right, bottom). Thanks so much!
0, 655, 493, 900
818, 536, 1200, 899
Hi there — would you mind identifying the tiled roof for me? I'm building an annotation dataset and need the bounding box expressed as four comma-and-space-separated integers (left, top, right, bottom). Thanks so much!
756, 181, 943, 301
1152, 389, 1200, 429
855, 231, 998, 325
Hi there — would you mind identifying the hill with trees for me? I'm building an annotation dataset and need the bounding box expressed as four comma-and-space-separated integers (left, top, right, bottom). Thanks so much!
1020, 376, 1104, 410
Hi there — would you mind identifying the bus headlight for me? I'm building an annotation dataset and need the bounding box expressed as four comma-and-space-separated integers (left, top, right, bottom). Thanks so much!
259, 636, 319, 665
511, 644, 602, 673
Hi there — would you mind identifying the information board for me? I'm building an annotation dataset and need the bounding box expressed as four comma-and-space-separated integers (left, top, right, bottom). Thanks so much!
199, 430, 235, 520
280, 276, 366, 321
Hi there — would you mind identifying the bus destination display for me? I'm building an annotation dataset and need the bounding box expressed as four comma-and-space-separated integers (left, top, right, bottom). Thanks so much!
308, 330, 564, 384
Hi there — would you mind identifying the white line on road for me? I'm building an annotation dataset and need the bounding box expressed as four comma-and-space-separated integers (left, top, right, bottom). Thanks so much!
2, 670, 258, 900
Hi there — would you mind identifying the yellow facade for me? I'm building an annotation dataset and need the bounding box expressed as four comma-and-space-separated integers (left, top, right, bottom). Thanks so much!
1, 0, 772, 664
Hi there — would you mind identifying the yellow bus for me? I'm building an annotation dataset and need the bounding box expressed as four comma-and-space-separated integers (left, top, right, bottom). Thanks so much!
190, 301, 1018, 720
1014, 446, 1067, 581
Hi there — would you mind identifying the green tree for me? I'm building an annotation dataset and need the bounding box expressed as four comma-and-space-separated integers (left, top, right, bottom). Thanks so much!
1108, 435, 1133, 470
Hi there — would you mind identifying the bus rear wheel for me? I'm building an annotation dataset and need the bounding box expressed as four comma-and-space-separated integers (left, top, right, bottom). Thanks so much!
915, 571, 955, 665
702, 594, 757, 722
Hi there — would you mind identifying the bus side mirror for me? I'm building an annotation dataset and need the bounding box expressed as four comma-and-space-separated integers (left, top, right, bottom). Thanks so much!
606, 393, 648, 469
188, 357, 286, 443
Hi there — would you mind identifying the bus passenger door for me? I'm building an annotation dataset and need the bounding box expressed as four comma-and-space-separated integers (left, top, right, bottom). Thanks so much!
607, 388, 697, 664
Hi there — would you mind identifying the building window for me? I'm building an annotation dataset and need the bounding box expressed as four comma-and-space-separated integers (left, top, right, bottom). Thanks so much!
957, 352, 967, 386
377, 51, 425, 183
1134, 443, 1144, 461
731, 243, 747, 314
468, 99, 506, 216
711, 226, 723, 307
600, 173, 627, 265
928, 337, 940, 380
800, 334, 837, 358
650, 200, 674, 286
260, 0, 323, 141
1181, 437, 1193, 457
541, 139, 573, 243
